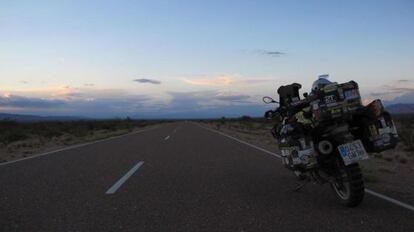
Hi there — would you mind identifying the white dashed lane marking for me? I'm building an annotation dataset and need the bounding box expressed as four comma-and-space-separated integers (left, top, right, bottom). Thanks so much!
106, 161, 145, 194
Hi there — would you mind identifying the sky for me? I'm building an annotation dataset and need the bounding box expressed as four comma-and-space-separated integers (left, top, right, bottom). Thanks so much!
0, 0, 413, 118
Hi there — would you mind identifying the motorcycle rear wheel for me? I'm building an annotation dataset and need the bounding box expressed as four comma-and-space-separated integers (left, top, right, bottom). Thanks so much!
331, 162, 365, 207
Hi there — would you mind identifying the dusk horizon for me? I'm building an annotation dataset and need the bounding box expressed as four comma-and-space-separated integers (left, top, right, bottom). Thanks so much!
1, 0, 413, 118
1, 1, 414, 230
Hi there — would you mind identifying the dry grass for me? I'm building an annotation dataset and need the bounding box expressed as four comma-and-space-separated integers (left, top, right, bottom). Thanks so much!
377, 166, 395, 174
394, 114, 414, 152
399, 157, 408, 164
0, 119, 166, 145
200, 114, 414, 165
364, 174, 379, 183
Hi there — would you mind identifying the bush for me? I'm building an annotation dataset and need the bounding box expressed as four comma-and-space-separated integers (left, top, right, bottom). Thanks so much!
0, 119, 165, 145
0, 129, 28, 145
240, 115, 252, 121
394, 114, 414, 151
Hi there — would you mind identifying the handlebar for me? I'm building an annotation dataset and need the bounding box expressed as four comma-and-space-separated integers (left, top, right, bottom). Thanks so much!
262, 96, 279, 104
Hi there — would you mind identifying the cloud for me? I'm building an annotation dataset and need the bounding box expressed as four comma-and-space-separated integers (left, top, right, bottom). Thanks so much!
257, 49, 286, 57
0, 87, 267, 119
183, 75, 272, 86
133, 78, 161, 85
383, 91, 414, 105
150, 91, 267, 118
396, 79, 413, 83
0, 94, 66, 109
370, 87, 414, 97
67, 95, 152, 117
0, 94, 154, 118
0, 86, 157, 118
166, 91, 215, 111
164, 91, 256, 113
366, 79, 414, 105
368, 79, 414, 99
241, 79, 274, 84
183, 75, 234, 86
215, 93, 251, 102
369, 92, 395, 97
389, 87, 414, 92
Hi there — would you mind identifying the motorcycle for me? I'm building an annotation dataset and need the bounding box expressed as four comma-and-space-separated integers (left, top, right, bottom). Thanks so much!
263, 81, 398, 207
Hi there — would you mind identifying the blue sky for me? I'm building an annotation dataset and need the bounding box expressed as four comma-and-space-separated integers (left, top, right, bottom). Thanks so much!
0, 0, 413, 118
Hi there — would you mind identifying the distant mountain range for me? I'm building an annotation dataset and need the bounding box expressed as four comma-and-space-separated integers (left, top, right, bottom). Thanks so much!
0, 103, 413, 121
0, 113, 86, 122
384, 104, 414, 114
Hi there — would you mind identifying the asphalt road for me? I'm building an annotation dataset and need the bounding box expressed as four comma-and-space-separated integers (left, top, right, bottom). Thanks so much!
0, 122, 413, 232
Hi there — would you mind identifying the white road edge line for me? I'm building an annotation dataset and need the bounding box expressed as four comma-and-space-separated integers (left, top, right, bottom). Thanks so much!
106, 161, 144, 194
194, 122, 414, 213
365, 189, 414, 212
0, 126, 161, 167
164, 135, 170, 140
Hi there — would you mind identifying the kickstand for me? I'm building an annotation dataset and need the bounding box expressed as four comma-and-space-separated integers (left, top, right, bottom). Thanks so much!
292, 181, 308, 192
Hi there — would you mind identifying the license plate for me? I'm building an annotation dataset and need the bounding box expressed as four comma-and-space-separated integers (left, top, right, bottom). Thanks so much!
324, 95, 337, 104
338, 140, 369, 165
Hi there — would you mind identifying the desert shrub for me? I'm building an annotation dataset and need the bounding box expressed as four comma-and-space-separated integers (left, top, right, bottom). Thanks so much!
0, 120, 20, 130
400, 130, 414, 151
399, 157, 408, 164
30, 122, 63, 138
364, 174, 379, 183
4, 131, 28, 143
398, 128, 414, 151
0, 120, 27, 144
0, 118, 165, 145
240, 115, 252, 121
394, 114, 414, 151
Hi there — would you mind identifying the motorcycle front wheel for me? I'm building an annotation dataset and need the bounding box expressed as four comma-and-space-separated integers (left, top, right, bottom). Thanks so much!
331, 162, 365, 207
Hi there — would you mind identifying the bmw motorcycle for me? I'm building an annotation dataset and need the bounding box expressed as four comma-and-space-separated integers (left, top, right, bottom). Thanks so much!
263, 81, 398, 207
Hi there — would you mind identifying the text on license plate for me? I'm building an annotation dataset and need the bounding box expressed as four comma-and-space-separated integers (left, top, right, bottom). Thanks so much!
337, 140, 369, 166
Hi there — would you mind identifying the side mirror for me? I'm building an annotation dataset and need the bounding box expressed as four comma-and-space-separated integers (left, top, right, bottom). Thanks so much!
262, 96, 278, 104
303, 92, 309, 98
264, 110, 273, 119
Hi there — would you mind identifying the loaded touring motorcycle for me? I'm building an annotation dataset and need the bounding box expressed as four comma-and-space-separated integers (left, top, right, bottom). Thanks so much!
263, 80, 398, 207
